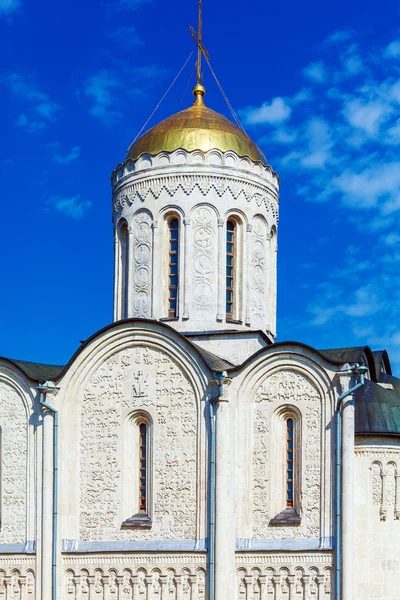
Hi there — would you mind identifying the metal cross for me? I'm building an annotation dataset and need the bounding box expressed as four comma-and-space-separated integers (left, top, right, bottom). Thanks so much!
190, 0, 210, 84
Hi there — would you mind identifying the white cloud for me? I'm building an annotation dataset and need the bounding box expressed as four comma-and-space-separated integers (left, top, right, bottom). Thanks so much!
303, 61, 327, 83
343, 97, 392, 137
53, 146, 81, 165
83, 70, 120, 124
48, 195, 92, 219
109, 25, 144, 48
0, 0, 20, 14
8, 74, 59, 129
324, 29, 353, 45
16, 113, 45, 132
116, 0, 151, 8
240, 97, 291, 126
384, 39, 400, 59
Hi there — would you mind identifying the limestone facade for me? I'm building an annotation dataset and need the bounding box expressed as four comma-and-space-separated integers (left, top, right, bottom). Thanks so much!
1, 146, 399, 600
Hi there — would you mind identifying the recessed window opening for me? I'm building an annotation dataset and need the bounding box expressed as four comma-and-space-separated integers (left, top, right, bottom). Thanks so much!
226, 220, 235, 318
168, 218, 179, 318
139, 422, 147, 512
286, 418, 294, 507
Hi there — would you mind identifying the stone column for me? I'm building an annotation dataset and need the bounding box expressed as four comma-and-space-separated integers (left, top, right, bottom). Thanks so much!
116, 575, 124, 600
160, 575, 168, 600
19, 577, 26, 600
288, 575, 295, 599
214, 379, 235, 600
340, 373, 355, 600
395, 472, 400, 519
316, 575, 325, 599
182, 217, 191, 320
41, 409, 53, 600
245, 576, 253, 600
245, 224, 252, 326
302, 575, 310, 599
216, 218, 224, 321
127, 227, 134, 317
259, 575, 266, 600
113, 233, 120, 321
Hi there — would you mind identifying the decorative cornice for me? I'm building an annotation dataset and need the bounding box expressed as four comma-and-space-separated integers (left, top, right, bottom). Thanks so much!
111, 148, 279, 188
113, 175, 279, 220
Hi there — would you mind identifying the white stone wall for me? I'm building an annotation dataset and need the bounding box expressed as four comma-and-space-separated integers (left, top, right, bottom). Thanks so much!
0, 366, 34, 547
111, 149, 279, 337
354, 437, 400, 600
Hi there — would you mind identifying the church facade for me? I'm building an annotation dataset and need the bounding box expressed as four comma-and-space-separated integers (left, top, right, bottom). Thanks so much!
1, 83, 400, 600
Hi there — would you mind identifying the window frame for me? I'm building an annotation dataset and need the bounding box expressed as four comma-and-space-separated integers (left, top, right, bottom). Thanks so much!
225, 215, 243, 322
270, 405, 302, 522
122, 411, 153, 528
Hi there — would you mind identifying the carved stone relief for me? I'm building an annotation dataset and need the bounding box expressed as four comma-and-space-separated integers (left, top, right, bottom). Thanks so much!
250, 217, 267, 329
235, 563, 332, 600
0, 382, 28, 544
79, 345, 198, 541
191, 207, 216, 316
369, 458, 400, 520
252, 370, 322, 539
133, 211, 153, 318
63, 565, 206, 600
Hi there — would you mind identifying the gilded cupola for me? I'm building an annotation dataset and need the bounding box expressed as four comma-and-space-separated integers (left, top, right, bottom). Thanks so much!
127, 84, 267, 164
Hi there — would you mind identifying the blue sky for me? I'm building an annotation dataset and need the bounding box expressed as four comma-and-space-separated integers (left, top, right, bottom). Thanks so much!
1, 0, 400, 372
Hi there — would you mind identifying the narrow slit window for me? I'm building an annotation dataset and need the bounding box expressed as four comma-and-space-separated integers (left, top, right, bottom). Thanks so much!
286, 418, 294, 507
226, 220, 235, 318
139, 423, 147, 512
168, 218, 179, 318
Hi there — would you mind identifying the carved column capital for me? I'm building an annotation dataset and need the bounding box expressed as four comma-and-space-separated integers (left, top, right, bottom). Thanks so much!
183, 217, 191, 226
246, 223, 252, 233
217, 218, 224, 227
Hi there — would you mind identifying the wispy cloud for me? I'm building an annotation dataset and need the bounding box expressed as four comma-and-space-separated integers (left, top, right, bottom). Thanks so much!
83, 70, 120, 124
48, 195, 92, 219
115, 0, 152, 8
108, 25, 144, 49
53, 146, 81, 165
239, 97, 291, 126
384, 39, 400, 59
324, 29, 354, 45
0, 0, 20, 15
7, 73, 60, 130
82, 64, 166, 124
240, 32, 400, 371
303, 61, 327, 83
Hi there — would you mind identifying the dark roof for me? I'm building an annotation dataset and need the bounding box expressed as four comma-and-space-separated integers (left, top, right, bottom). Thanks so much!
318, 346, 377, 381
372, 350, 392, 376
0, 357, 64, 382
355, 379, 400, 436
191, 343, 235, 371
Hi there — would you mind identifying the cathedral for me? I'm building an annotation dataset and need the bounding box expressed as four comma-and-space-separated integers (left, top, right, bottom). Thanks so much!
1, 76, 400, 600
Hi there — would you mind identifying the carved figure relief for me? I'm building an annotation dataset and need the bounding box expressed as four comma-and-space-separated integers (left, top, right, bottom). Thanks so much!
252, 370, 322, 539
80, 345, 197, 541
192, 207, 216, 315
250, 217, 267, 329
133, 211, 153, 318
0, 381, 28, 544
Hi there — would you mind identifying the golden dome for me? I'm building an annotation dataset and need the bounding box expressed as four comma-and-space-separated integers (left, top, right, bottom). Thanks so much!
127, 85, 266, 164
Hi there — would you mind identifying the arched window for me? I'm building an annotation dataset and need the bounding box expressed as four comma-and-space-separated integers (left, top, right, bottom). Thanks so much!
226, 220, 236, 319
168, 218, 180, 318
270, 407, 301, 524
286, 418, 294, 507
138, 422, 147, 512
118, 221, 128, 319
122, 412, 153, 528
